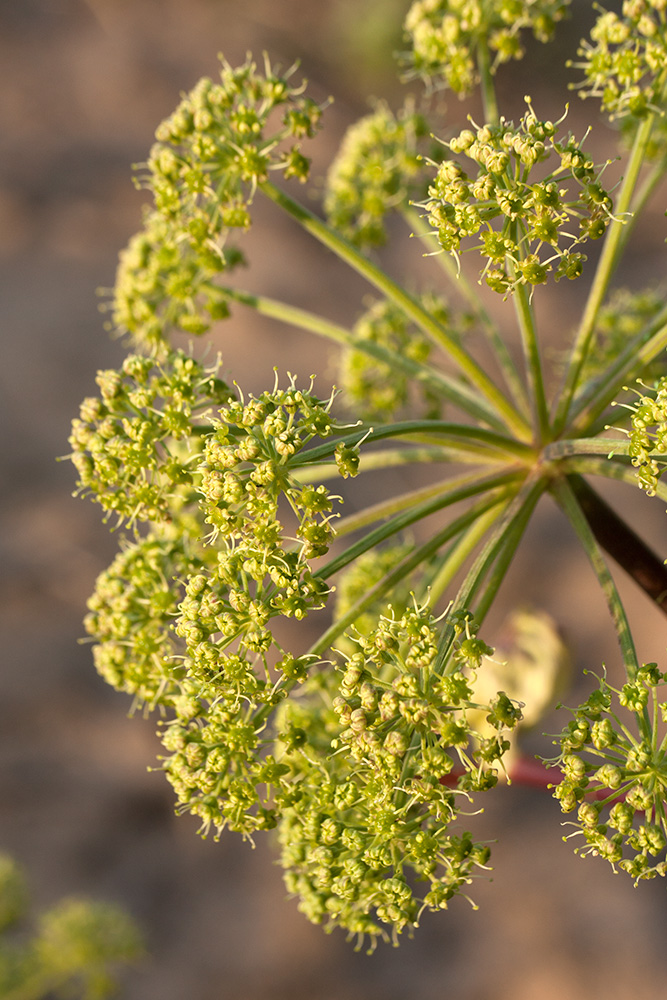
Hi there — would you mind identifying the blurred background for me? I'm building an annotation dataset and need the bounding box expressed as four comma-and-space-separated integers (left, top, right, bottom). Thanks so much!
2, 1, 667, 997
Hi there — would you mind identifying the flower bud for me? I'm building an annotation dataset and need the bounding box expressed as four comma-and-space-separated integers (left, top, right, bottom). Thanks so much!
593, 763, 623, 789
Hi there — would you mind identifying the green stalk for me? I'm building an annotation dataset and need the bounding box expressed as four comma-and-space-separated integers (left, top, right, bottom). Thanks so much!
553, 454, 667, 505
513, 280, 550, 440
462, 483, 544, 627
307, 489, 514, 658
217, 283, 511, 430
542, 438, 631, 461
419, 501, 508, 608
403, 207, 532, 418
332, 469, 500, 538
553, 109, 660, 433
289, 418, 534, 468
454, 474, 545, 611
472, 496, 540, 624
569, 316, 667, 435
259, 179, 532, 439
433, 474, 546, 669
551, 477, 639, 679
316, 468, 524, 580
292, 444, 511, 483
476, 35, 499, 125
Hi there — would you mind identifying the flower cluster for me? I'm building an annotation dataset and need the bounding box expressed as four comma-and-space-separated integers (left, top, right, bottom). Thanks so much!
276, 604, 522, 947
85, 523, 321, 840
82, 374, 344, 678
84, 532, 202, 708
75, 367, 368, 839
402, 0, 570, 95
324, 102, 428, 248
552, 664, 667, 882
113, 54, 325, 350
158, 689, 295, 839
0, 854, 143, 1000
570, 1, 667, 120
421, 99, 614, 293
339, 295, 457, 421
69, 350, 231, 525
624, 374, 667, 495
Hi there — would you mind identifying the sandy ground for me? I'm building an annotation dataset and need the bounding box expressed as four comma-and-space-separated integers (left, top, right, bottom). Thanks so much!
2, 2, 667, 997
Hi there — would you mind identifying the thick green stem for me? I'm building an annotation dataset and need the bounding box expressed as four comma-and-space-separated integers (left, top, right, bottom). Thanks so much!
259, 179, 532, 439
554, 110, 659, 433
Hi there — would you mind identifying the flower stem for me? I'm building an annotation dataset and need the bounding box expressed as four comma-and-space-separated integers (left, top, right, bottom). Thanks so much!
554, 453, 667, 507
477, 37, 499, 125
542, 437, 632, 460
333, 469, 494, 537
434, 473, 546, 669
309, 488, 514, 657
289, 418, 535, 468
421, 501, 508, 607
317, 467, 524, 580
292, 445, 508, 483
217, 283, 510, 430
513, 280, 550, 440
569, 315, 667, 435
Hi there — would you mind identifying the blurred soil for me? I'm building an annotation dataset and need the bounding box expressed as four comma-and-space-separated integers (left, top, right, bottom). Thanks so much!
2, 2, 667, 998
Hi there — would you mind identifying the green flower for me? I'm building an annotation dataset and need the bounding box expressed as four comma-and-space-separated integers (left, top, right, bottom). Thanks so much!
339, 295, 460, 421
552, 665, 667, 881
324, 102, 428, 247
420, 98, 615, 293
113, 54, 325, 350
274, 603, 521, 948
624, 373, 667, 495
570, 1, 667, 120
402, 0, 570, 95
69, 349, 231, 526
